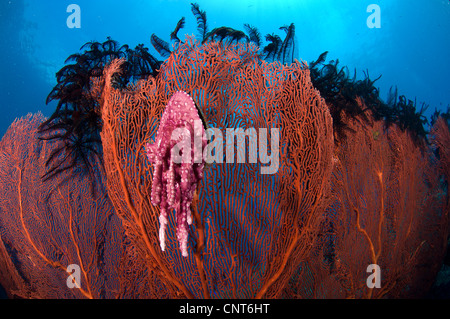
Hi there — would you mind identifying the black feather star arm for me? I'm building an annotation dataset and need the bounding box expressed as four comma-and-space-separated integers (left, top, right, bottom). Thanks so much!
203, 26, 248, 44
244, 23, 262, 47
262, 33, 282, 62
150, 34, 172, 58
171, 16, 186, 45
191, 2, 208, 42
277, 23, 295, 65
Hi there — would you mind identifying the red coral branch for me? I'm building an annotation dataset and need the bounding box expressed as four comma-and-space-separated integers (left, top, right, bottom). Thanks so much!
97, 38, 333, 298
0, 113, 128, 298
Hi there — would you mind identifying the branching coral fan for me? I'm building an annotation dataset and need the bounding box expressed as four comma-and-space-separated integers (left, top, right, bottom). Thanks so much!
98, 37, 333, 298
0, 33, 449, 299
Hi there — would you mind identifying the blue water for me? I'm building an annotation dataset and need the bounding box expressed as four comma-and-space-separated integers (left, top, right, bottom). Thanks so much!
1, 0, 449, 137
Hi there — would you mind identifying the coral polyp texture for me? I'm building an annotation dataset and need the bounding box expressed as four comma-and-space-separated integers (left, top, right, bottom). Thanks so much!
145, 91, 207, 257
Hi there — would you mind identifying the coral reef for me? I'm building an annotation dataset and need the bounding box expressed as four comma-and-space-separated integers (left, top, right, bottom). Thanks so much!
97, 38, 333, 298
0, 2, 449, 299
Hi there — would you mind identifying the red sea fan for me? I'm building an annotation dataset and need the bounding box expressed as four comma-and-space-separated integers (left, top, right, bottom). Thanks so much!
290, 111, 449, 299
0, 113, 135, 298
98, 37, 334, 298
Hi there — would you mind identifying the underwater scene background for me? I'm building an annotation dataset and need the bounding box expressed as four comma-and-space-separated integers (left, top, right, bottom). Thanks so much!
0, 0, 450, 300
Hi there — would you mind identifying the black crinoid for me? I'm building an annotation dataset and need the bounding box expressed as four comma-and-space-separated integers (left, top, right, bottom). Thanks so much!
191, 2, 209, 43
203, 26, 249, 45
386, 87, 429, 145
243, 24, 262, 48
260, 23, 296, 64
431, 105, 450, 127
308, 51, 375, 142
38, 37, 162, 197
150, 2, 297, 65
150, 2, 209, 59
309, 52, 430, 146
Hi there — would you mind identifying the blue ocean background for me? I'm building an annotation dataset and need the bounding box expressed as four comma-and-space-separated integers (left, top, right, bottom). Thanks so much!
1, 0, 450, 138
